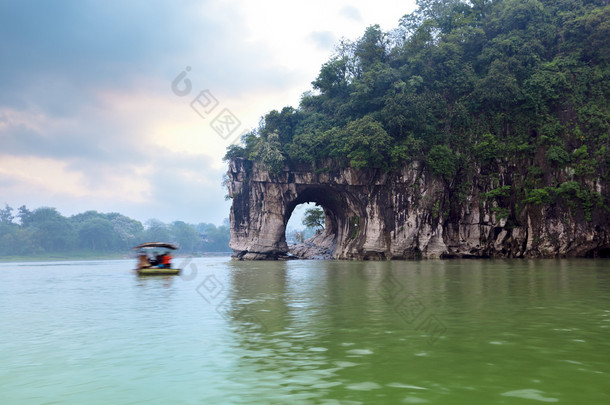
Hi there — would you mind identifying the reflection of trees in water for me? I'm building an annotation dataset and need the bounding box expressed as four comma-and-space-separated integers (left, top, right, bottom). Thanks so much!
220, 259, 608, 402
221, 261, 333, 401
221, 261, 443, 399
223, 260, 450, 346
217, 259, 598, 349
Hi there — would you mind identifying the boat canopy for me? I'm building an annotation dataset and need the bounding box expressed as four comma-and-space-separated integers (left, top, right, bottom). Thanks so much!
133, 242, 179, 250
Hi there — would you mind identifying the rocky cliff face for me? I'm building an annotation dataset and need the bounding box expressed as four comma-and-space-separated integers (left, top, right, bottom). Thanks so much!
226, 158, 610, 260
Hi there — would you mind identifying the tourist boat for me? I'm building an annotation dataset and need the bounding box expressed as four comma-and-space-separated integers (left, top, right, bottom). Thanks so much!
133, 242, 181, 275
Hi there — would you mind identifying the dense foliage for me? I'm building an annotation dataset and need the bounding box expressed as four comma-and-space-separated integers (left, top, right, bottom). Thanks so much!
303, 207, 326, 230
225, 0, 609, 221
0, 204, 231, 257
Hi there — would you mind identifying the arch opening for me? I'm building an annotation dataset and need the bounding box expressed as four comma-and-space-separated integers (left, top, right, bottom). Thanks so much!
286, 202, 324, 245
281, 187, 342, 259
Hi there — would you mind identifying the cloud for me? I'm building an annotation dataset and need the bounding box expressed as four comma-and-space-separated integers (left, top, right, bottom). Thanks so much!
0, 0, 418, 225
308, 31, 337, 51
340, 5, 363, 22
0, 154, 150, 202
0, 0, 304, 160
144, 154, 232, 223
0, 0, 301, 105
0, 0, 274, 223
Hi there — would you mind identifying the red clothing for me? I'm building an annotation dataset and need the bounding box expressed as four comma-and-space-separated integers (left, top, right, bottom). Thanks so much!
161, 254, 171, 266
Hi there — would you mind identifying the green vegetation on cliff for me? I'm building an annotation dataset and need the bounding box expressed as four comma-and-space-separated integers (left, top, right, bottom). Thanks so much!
226, 0, 609, 224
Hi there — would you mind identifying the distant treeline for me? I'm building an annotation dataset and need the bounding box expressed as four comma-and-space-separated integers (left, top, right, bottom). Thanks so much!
0, 204, 230, 256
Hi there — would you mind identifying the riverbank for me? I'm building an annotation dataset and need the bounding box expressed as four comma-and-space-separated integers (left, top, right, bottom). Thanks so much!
0, 252, 130, 262
0, 251, 233, 263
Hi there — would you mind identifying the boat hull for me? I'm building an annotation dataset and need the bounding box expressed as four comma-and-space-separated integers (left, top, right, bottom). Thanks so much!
136, 268, 181, 276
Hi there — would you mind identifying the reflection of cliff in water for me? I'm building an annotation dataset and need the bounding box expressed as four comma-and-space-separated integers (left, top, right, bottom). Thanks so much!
220, 260, 609, 402
223, 259, 607, 343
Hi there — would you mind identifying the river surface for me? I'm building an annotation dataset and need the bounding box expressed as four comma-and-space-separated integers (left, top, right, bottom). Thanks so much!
1, 258, 609, 404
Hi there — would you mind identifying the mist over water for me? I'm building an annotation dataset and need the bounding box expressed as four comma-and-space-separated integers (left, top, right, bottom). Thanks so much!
1, 258, 609, 404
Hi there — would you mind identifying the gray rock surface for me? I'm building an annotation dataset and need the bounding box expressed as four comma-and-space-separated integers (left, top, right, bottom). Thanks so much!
226, 158, 610, 260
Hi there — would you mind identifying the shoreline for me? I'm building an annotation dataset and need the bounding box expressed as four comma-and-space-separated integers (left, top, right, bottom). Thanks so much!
0, 252, 233, 263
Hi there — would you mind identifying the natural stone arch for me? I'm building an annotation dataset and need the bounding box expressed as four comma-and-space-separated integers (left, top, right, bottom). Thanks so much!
227, 159, 366, 260
226, 158, 449, 260
282, 186, 343, 258
227, 157, 610, 259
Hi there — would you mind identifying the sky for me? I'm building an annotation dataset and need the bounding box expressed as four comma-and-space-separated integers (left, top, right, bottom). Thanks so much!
0, 0, 417, 226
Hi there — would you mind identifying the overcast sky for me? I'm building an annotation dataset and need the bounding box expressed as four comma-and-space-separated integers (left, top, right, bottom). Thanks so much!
0, 0, 416, 225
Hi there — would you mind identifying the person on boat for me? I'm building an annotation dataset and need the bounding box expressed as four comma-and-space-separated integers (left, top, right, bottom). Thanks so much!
160, 253, 172, 269
150, 253, 161, 267
137, 253, 151, 269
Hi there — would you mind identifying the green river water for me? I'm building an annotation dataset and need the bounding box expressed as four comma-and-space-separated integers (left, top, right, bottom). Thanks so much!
1, 258, 608, 404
